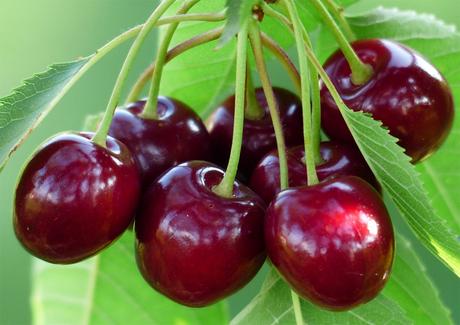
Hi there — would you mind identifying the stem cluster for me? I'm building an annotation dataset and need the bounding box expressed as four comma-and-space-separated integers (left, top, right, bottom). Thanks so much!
91, 0, 369, 224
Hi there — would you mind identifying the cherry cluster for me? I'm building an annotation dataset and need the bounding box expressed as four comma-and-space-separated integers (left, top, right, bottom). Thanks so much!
12, 2, 454, 314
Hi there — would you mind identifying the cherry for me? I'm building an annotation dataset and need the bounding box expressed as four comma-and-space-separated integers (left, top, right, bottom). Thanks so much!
135, 161, 266, 307
250, 141, 379, 204
321, 39, 454, 163
265, 176, 394, 310
207, 87, 303, 176
109, 97, 211, 188
14, 133, 140, 264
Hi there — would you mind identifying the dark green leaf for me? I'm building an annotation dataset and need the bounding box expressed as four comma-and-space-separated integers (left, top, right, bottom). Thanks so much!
339, 105, 460, 276
344, 7, 460, 238
347, 7, 460, 275
0, 57, 91, 172
220, 0, 260, 46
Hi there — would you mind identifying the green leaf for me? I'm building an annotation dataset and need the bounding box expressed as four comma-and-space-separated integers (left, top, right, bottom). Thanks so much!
383, 233, 452, 324
32, 231, 229, 325
232, 232, 452, 324
345, 7, 460, 237
346, 7, 460, 275
220, 0, 259, 46
340, 105, 460, 276
315, 7, 460, 277
231, 268, 409, 325
0, 57, 91, 172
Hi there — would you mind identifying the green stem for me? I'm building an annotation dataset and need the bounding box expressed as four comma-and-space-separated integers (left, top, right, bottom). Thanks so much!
309, 0, 372, 85
261, 1, 293, 28
259, 32, 300, 93
213, 22, 249, 198
310, 64, 322, 164
158, 11, 226, 25
284, 0, 318, 186
249, 22, 289, 191
304, 36, 322, 164
126, 26, 224, 103
291, 291, 305, 325
142, 0, 200, 119
245, 64, 265, 120
92, 0, 177, 146
322, 0, 355, 41
303, 33, 351, 121
262, 2, 322, 163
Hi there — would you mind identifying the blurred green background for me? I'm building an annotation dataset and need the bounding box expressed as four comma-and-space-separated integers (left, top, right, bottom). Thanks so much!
0, 1, 459, 324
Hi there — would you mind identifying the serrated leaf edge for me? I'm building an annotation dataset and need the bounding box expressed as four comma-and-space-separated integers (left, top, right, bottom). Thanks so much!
0, 56, 92, 172
341, 106, 460, 277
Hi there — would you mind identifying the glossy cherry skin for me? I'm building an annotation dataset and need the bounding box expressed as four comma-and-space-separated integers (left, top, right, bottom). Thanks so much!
109, 97, 211, 188
135, 161, 266, 307
250, 141, 379, 204
321, 39, 454, 163
265, 176, 394, 310
14, 133, 141, 264
207, 87, 303, 176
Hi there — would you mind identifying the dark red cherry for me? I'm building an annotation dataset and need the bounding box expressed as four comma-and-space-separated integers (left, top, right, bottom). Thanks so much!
265, 176, 394, 310
109, 97, 211, 188
321, 39, 454, 163
207, 87, 302, 176
14, 133, 141, 264
135, 161, 266, 307
250, 141, 379, 204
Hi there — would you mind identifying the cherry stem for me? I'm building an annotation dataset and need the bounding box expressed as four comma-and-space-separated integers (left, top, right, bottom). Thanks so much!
142, 0, 200, 119
310, 0, 372, 85
322, 0, 355, 41
284, 0, 319, 186
259, 32, 301, 93
249, 21, 289, 191
261, 1, 292, 28
291, 291, 305, 325
301, 22, 351, 130
92, 0, 177, 147
126, 26, 224, 103
157, 10, 226, 25
213, 21, 249, 198
260, 6, 322, 163
245, 63, 265, 120
305, 36, 323, 165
